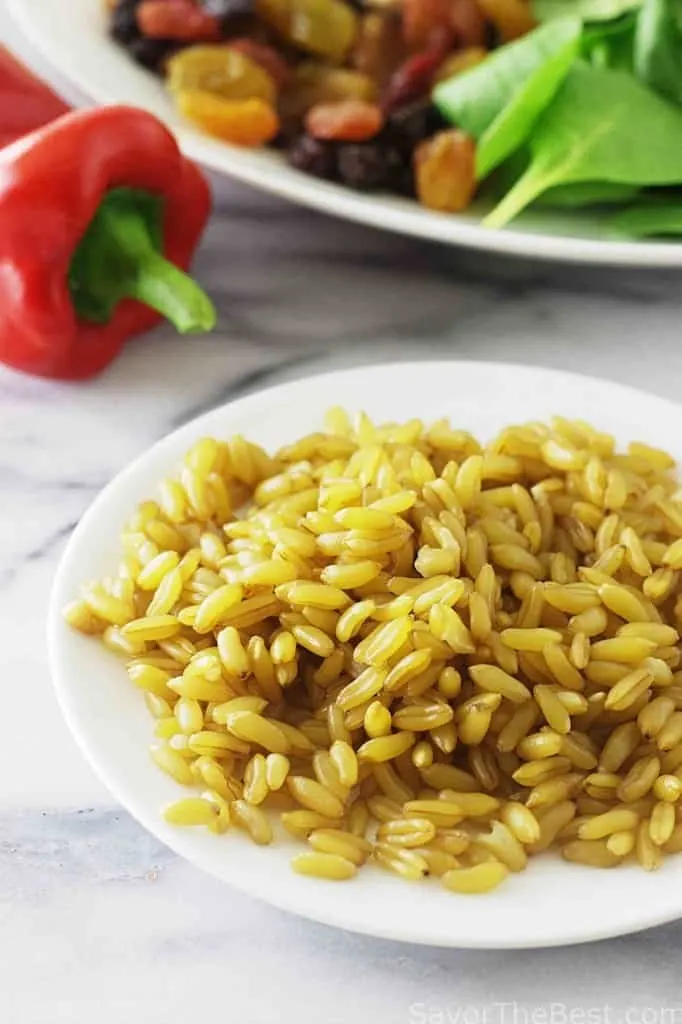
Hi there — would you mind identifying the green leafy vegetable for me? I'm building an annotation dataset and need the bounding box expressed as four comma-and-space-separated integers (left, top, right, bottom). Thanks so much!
433, 19, 581, 179
635, 0, 682, 105
612, 201, 682, 235
533, 0, 641, 21
538, 181, 640, 206
484, 62, 682, 228
582, 11, 637, 69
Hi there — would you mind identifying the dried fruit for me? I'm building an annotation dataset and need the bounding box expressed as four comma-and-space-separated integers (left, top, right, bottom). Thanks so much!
337, 142, 392, 191
177, 91, 280, 145
435, 47, 487, 84
476, 0, 535, 41
128, 37, 176, 72
167, 45, 276, 103
402, 0, 454, 53
280, 63, 377, 123
137, 1, 222, 41
110, 0, 142, 45
414, 128, 476, 212
228, 38, 291, 88
352, 12, 406, 89
387, 98, 447, 154
382, 49, 444, 114
287, 134, 338, 180
450, 0, 487, 47
306, 100, 384, 143
257, 0, 359, 64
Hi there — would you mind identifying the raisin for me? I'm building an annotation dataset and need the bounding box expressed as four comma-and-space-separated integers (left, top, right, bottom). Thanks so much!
257, 0, 358, 64
110, 0, 142, 45
413, 128, 476, 212
306, 99, 383, 143
351, 12, 406, 90
387, 99, 447, 154
288, 134, 338, 180
337, 142, 389, 191
280, 63, 377, 123
128, 36, 176, 71
167, 46, 276, 103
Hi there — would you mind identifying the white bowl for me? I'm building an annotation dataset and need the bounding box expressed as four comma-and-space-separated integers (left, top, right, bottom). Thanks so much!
49, 361, 682, 948
9, 0, 682, 268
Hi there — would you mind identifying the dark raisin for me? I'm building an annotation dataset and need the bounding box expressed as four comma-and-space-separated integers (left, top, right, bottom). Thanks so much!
109, 0, 141, 46
387, 99, 447, 154
337, 142, 390, 192
128, 37, 176, 73
288, 135, 338, 181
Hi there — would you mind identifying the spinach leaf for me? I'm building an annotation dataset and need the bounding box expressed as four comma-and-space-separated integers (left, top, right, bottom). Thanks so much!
533, 0, 641, 20
433, 19, 581, 179
582, 11, 637, 69
485, 62, 682, 228
538, 181, 640, 206
635, 0, 682, 106
612, 201, 682, 235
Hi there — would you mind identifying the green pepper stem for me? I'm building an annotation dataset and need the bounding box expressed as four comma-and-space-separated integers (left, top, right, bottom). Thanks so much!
69, 187, 216, 334
129, 250, 216, 334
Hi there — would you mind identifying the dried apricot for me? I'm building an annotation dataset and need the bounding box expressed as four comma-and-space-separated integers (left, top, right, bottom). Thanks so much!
177, 91, 280, 146
167, 46, 276, 104
414, 129, 476, 213
305, 100, 384, 143
137, 1, 222, 41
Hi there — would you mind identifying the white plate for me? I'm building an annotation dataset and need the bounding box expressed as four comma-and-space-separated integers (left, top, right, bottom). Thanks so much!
49, 361, 682, 949
9, 0, 682, 268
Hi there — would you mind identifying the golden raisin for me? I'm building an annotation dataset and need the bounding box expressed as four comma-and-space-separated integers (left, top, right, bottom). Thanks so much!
414, 129, 477, 213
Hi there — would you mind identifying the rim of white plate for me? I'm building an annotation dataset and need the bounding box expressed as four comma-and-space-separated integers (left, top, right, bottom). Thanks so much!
48, 361, 682, 949
9, 0, 682, 268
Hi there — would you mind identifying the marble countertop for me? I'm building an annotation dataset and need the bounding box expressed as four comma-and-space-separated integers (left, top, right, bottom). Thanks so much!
4, 10, 682, 1023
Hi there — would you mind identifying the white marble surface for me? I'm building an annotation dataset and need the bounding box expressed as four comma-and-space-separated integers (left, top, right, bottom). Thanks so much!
4, 7, 682, 1022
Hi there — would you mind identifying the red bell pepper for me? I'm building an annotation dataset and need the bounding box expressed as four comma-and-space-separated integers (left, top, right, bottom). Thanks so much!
0, 56, 215, 380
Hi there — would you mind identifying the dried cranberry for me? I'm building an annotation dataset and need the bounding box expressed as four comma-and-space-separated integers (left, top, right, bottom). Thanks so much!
387, 99, 447, 154
382, 49, 444, 115
288, 135, 338, 181
110, 0, 142, 45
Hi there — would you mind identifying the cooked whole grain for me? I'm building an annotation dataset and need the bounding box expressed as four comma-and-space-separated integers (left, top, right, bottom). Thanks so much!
65, 410, 682, 892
